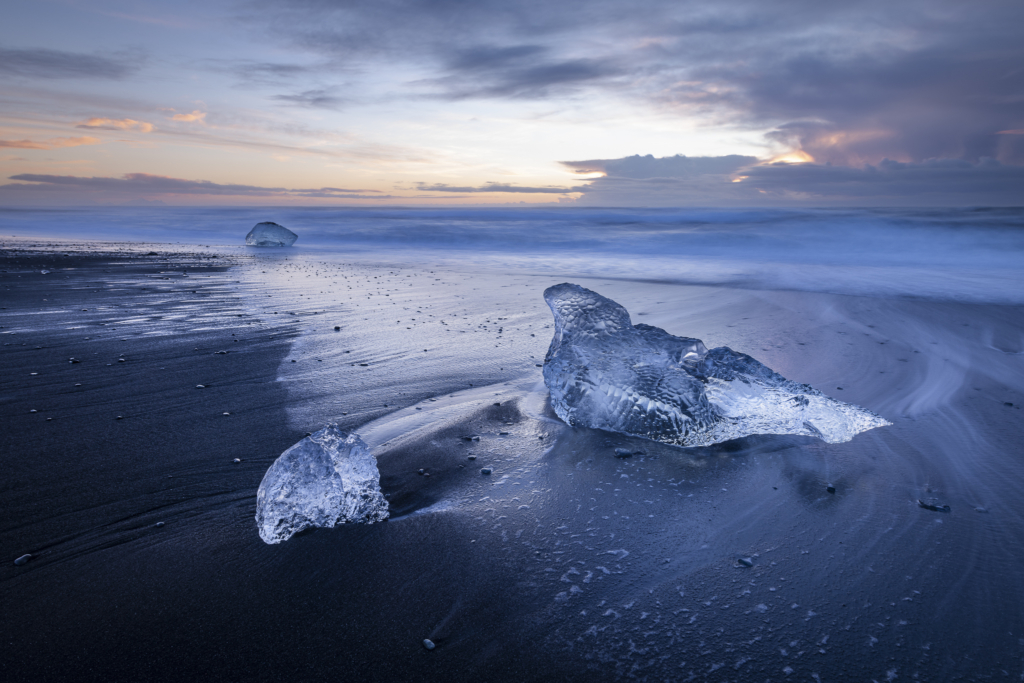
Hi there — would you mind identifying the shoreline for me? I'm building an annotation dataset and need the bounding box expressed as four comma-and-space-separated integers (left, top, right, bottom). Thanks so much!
3, 241, 1024, 682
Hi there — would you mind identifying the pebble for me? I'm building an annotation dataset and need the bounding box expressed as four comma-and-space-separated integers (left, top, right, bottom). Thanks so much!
481, 467, 492, 475
334, 326, 341, 330
116, 415, 123, 420
826, 485, 836, 494
196, 385, 206, 388
14, 554, 32, 566
29, 409, 37, 413
233, 458, 242, 463
918, 499, 951, 513
467, 455, 476, 460
613, 448, 633, 458
736, 557, 754, 568
154, 522, 165, 528
422, 639, 435, 651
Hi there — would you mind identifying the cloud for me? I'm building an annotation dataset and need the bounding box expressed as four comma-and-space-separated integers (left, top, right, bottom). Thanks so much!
0, 137, 102, 150
568, 153, 1024, 206
245, 0, 1024, 164
0, 47, 141, 79
562, 154, 757, 179
76, 117, 155, 132
420, 46, 621, 99
171, 110, 207, 123
272, 89, 345, 108
1, 173, 389, 199
231, 61, 314, 85
414, 181, 583, 194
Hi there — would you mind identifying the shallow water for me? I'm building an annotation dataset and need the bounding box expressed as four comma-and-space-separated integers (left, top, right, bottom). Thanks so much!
3, 207, 1024, 680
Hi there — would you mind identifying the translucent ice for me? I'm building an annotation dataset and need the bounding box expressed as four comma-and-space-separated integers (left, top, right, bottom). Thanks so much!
542, 284, 889, 447
256, 425, 388, 544
245, 221, 297, 247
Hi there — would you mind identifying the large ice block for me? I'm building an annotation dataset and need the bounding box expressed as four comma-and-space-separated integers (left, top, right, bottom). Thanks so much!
245, 221, 298, 247
256, 425, 388, 544
542, 283, 889, 447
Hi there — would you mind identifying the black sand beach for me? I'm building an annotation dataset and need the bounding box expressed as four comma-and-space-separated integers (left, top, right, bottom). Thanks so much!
4, 242, 1024, 682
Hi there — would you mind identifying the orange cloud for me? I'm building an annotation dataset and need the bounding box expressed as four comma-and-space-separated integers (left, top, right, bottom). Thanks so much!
997, 129, 1024, 134
0, 136, 101, 150
76, 117, 155, 132
171, 110, 206, 123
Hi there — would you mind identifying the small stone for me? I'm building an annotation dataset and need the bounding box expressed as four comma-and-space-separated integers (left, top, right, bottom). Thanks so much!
14, 554, 32, 566
499, 431, 509, 435
467, 455, 476, 460
116, 415, 123, 420
422, 639, 435, 651
223, 412, 231, 415
418, 469, 425, 475
736, 557, 754, 568
69, 358, 80, 363
826, 486, 836, 494
1005, 402, 1014, 407
233, 458, 242, 463
154, 522, 165, 528
29, 409, 37, 413
334, 326, 341, 331
196, 385, 206, 388
613, 448, 633, 458
481, 468, 492, 475
918, 499, 951, 513
214, 350, 228, 355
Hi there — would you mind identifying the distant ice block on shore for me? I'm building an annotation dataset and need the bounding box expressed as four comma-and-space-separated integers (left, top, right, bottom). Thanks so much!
256, 425, 388, 544
245, 221, 298, 247
542, 283, 890, 447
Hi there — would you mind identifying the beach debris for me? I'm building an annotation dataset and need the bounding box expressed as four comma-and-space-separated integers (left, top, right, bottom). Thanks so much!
918, 499, 951, 513
255, 425, 388, 544
245, 222, 297, 247
541, 283, 891, 447
14, 554, 32, 566
736, 557, 754, 568
422, 639, 436, 651
481, 467, 493, 475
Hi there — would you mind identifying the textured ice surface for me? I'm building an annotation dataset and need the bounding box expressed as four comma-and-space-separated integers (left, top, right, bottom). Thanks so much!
542, 284, 890, 447
256, 425, 388, 544
245, 221, 297, 247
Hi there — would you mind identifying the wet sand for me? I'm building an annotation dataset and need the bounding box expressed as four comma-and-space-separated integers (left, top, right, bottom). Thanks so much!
3, 242, 1024, 682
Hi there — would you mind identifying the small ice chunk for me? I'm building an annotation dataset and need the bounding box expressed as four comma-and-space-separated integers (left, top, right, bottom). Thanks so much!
255, 425, 388, 544
245, 221, 298, 247
542, 284, 890, 447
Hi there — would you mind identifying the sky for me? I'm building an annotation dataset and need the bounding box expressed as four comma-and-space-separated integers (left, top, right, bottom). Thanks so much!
1, 0, 1022, 207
